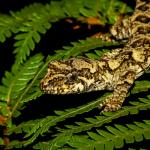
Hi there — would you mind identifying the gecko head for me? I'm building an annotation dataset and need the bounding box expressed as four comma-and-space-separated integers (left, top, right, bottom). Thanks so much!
40, 58, 98, 94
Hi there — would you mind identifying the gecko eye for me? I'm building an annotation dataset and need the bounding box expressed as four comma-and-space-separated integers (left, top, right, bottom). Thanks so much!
68, 72, 78, 81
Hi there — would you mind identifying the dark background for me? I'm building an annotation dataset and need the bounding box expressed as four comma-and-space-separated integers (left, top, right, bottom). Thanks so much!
0, 0, 50, 13
0, 0, 135, 13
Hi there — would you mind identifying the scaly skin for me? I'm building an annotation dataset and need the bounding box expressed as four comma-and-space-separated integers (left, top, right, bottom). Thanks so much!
40, 0, 150, 112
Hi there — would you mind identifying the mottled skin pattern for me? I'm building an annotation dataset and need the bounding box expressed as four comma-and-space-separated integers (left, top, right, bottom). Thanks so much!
40, 0, 150, 112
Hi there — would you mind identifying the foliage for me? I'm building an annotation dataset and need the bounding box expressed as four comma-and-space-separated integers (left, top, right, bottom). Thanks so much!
0, 0, 150, 150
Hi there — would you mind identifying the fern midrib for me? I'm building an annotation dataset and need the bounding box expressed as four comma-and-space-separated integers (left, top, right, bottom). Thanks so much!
6, 73, 20, 104
15, 30, 35, 53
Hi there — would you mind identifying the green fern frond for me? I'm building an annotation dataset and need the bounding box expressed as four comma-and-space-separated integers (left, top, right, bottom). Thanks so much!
0, 54, 43, 114
0, 14, 17, 43
13, 30, 42, 64
67, 120, 150, 150
21, 88, 43, 103
33, 120, 150, 150
57, 38, 120, 59
58, 97, 150, 134
0, 0, 130, 64
12, 93, 108, 146
85, 49, 110, 59
38, 97, 150, 150
0, 2, 66, 64
39, 120, 150, 150
101, 0, 133, 24
0, 2, 67, 44
33, 134, 72, 150
0, 3, 50, 43
131, 80, 150, 94
7, 93, 108, 148
12, 4, 55, 64
8, 119, 41, 136
62, 0, 132, 24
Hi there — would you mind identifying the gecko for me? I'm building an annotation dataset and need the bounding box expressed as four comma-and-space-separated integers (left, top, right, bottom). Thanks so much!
40, 0, 150, 112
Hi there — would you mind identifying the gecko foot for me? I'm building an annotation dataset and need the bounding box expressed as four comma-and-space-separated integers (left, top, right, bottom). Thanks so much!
99, 96, 124, 112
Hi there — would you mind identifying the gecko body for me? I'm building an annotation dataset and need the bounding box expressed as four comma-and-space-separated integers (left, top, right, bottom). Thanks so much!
40, 0, 150, 111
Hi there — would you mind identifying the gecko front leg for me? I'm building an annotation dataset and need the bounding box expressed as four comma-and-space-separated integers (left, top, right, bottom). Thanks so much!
99, 70, 138, 112
99, 83, 130, 112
